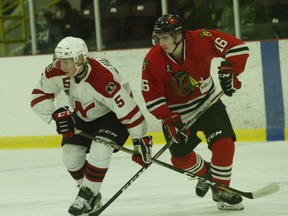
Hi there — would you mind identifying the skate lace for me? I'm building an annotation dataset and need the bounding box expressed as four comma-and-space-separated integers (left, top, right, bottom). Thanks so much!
214, 190, 235, 200
73, 197, 91, 210
197, 180, 209, 190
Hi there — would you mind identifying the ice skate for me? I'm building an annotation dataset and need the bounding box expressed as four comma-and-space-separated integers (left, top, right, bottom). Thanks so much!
211, 186, 244, 211
195, 163, 210, 197
195, 179, 210, 197
68, 186, 102, 216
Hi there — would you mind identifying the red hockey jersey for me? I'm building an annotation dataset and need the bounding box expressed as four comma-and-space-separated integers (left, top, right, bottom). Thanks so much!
31, 56, 147, 138
141, 29, 249, 122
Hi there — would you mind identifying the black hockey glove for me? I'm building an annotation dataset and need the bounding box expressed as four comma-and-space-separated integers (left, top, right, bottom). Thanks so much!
218, 61, 241, 97
52, 107, 75, 137
162, 113, 190, 144
132, 136, 153, 167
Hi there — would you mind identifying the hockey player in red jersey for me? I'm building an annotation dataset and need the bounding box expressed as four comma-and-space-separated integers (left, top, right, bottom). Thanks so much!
141, 14, 249, 210
31, 36, 153, 215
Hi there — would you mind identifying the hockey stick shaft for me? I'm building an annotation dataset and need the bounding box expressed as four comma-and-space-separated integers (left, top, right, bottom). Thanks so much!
76, 130, 172, 216
180, 90, 224, 133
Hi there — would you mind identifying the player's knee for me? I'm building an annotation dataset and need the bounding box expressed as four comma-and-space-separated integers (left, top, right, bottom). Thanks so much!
171, 151, 197, 169
88, 137, 114, 167
62, 144, 87, 170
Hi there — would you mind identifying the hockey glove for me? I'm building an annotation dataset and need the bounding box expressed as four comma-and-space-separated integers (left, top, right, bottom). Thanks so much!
162, 113, 190, 144
132, 136, 153, 167
218, 61, 241, 97
52, 107, 75, 137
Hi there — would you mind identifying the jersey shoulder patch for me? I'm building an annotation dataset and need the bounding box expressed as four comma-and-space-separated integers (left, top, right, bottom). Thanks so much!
144, 46, 167, 75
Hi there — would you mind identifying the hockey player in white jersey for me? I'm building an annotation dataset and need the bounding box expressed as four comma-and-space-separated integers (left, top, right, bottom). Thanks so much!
31, 36, 153, 216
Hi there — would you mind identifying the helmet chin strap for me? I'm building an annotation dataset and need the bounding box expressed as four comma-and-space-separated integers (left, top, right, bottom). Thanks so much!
74, 64, 87, 78
171, 36, 184, 53
73, 55, 86, 77
74, 64, 83, 77
172, 42, 180, 53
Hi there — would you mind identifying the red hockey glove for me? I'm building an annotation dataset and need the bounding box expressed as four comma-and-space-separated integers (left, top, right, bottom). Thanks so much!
162, 113, 190, 144
218, 61, 241, 97
132, 136, 153, 167
52, 107, 75, 137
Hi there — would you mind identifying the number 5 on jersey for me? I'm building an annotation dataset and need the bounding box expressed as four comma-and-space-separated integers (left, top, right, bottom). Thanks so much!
115, 95, 125, 107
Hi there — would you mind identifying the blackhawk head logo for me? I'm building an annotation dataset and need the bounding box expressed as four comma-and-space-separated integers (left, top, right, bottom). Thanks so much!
169, 70, 199, 97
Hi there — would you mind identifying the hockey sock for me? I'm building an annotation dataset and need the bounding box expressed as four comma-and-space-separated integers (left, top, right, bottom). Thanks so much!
211, 137, 235, 186
171, 151, 207, 176
82, 140, 113, 194
68, 160, 87, 184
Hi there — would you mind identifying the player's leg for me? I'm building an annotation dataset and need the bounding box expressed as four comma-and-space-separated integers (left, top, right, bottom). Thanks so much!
67, 112, 129, 215
62, 144, 88, 186
61, 140, 96, 215
200, 100, 243, 210
162, 123, 210, 197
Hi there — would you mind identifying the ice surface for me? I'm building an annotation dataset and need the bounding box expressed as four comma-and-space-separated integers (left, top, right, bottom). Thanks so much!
0, 141, 287, 216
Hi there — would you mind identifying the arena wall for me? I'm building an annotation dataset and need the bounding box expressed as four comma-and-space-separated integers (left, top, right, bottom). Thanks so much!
0, 40, 287, 148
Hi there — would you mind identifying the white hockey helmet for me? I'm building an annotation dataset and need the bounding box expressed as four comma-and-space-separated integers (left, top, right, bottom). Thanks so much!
54, 36, 88, 63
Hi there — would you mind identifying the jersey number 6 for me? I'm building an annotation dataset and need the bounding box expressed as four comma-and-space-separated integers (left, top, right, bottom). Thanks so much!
142, 79, 150, 91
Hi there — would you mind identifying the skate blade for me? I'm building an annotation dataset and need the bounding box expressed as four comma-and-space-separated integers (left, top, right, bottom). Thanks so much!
217, 201, 244, 211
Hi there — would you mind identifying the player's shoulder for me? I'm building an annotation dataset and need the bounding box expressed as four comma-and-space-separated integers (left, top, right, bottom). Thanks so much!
188, 29, 246, 45
145, 45, 163, 62
144, 45, 167, 71
43, 63, 65, 79
86, 57, 121, 97
87, 56, 116, 81
186, 29, 219, 42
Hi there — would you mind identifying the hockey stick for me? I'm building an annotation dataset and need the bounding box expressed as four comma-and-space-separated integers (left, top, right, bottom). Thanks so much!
150, 158, 280, 199
75, 131, 173, 216
76, 130, 280, 200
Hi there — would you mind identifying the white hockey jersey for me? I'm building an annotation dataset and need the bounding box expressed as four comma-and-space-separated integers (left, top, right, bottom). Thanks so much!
31, 56, 147, 139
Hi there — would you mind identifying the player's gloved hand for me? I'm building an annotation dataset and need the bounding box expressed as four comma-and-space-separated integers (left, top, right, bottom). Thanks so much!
162, 113, 190, 144
132, 136, 153, 167
218, 60, 241, 97
52, 107, 75, 137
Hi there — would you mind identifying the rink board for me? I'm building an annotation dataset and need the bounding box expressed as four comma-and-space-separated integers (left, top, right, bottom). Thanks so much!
0, 40, 287, 148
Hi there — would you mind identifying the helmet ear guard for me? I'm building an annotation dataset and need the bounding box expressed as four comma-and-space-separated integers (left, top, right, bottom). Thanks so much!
152, 33, 160, 45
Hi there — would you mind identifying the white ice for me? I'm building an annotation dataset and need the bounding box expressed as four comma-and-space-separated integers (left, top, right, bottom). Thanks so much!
0, 141, 287, 216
